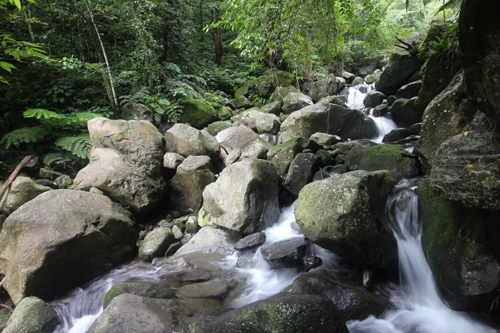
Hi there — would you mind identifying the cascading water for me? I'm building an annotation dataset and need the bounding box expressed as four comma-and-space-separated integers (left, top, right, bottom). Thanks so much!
347, 179, 496, 333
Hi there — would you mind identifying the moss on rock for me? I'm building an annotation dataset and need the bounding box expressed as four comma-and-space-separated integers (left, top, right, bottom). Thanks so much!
180, 99, 218, 129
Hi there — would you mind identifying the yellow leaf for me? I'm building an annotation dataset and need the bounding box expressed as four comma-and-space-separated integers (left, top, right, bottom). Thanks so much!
464, 131, 469, 136
467, 164, 473, 168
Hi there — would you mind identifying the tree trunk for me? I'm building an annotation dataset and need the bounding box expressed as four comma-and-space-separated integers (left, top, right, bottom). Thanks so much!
214, 2, 222, 66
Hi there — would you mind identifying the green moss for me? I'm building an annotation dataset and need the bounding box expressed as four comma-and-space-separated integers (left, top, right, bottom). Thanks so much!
235, 85, 250, 98
102, 287, 121, 309
359, 144, 418, 177
180, 99, 217, 129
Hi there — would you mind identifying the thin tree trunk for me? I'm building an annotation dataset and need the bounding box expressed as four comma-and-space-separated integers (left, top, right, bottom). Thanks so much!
213, 2, 222, 66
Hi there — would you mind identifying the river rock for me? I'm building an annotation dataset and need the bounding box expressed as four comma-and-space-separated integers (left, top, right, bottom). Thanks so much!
363, 90, 386, 108
187, 293, 348, 333
2, 296, 60, 333
0, 176, 52, 215
73, 118, 166, 214
280, 100, 331, 142
139, 227, 176, 261
103, 280, 178, 308
206, 121, 231, 137
121, 103, 153, 121
382, 128, 409, 143
283, 152, 318, 195
288, 269, 389, 321
365, 71, 382, 84
239, 109, 281, 134
389, 97, 422, 128
328, 104, 378, 140
180, 99, 218, 129
295, 170, 399, 273
165, 123, 220, 158
459, 0, 500, 122
308, 74, 338, 103
345, 143, 370, 171
167, 155, 215, 212
414, 70, 477, 169
282, 92, 314, 114
234, 232, 266, 251
199, 159, 280, 235
270, 86, 299, 103
341, 71, 356, 84
266, 137, 308, 178
419, 180, 500, 312
359, 144, 420, 178
309, 132, 341, 147
427, 112, 500, 211
260, 237, 309, 269
375, 53, 424, 96
176, 279, 228, 299
260, 100, 283, 116
215, 125, 272, 165
0, 190, 136, 304
397, 80, 422, 99
163, 152, 185, 170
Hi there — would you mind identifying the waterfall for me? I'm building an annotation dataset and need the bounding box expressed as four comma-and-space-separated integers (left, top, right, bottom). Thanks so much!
347, 179, 496, 333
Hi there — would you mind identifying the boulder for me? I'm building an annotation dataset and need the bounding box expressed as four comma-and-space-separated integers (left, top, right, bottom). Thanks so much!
233, 96, 254, 109
328, 104, 378, 140
206, 121, 232, 137
139, 227, 176, 261
103, 280, 179, 308
74, 118, 166, 214
180, 99, 218, 129
187, 293, 348, 333
308, 74, 338, 103
260, 101, 283, 116
167, 155, 215, 212
164, 123, 220, 158
260, 237, 309, 268
270, 86, 299, 103
253, 75, 273, 98
427, 112, 500, 211
234, 84, 250, 98
199, 159, 280, 235
365, 71, 382, 84
351, 77, 364, 86
2, 296, 60, 333
309, 132, 341, 147
358, 65, 376, 77
341, 71, 356, 84
389, 97, 423, 128
215, 125, 272, 165
176, 280, 228, 299
414, 71, 477, 168
345, 143, 370, 171
375, 54, 424, 96
283, 153, 318, 195
419, 180, 500, 313
372, 104, 389, 117
459, 0, 500, 122
280, 101, 331, 142
396, 80, 422, 99
363, 90, 386, 108
121, 103, 153, 121
234, 232, 266, 251
163, 152, 185, 170
359, 144, 420, 178
282, 92, 314, 114
382, 128, 410, 143
0, 176, 52, 215
295, 170, 399, 273
266, 137, 307, 178
0, 190, 136, 304
239, 109, 281, 134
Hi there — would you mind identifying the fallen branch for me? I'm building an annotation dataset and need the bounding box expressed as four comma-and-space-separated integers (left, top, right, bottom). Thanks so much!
0, 155, 34, 200
0, 276, 5, 288
0, 304, 13, 313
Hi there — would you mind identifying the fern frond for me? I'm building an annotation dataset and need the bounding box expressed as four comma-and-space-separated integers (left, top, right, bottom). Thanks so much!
23, 108, 65, 120
0, 126, 51, 148
65, 112, 103, 125
55, 133, 93, 159
42, 152, 75, 169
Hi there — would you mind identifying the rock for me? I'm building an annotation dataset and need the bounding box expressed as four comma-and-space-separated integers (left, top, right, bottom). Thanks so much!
375, 54, 424, 96
260, 237, 309, 268
176, 280, 228, 299
163, 152, 185, 170
345, 143, 370, 171
185, 216, 198, 233
289, 269, 389, 321
372, 103, 389, 117
382, 128, 410, 143
280, 101, 331, 142
459, 0, 500, 122
0, 190, 136, 304
363, 90, 386, 108
408, 122, 422, 135
2, 296, 60, 333
103, 280, 178, 308
359, 144, 420, 178
341, 71, 356, 84
139, 227, 176, 261
365, 71, 382, 84
283, 153, 318, 195
180, 99, 218, 129
233, 96, 254, 109
172, 225, 183, 239
74, 118, 166, 215
282, 92, 314, 114
216, 125, 271, 165
313, 165, 348, 181
266, 137, 307, 178
316, 149, 333, 167
54, 175, 72, 188
358, 65, 376, 77
419, 180, 500, 312
427, 113, 500, 211
164, 123, 220, 158
239, 109, 281, 134
234, 232, 266, 251
389, 97, 423, 128
295, 170, 399, 273
308, 74, 338, 103
309, 132, 341, 147
260, 101, 283, 116
328, 104, 378, 140
38, 168, 64, 180
199, 159, 280, 235
206, 121, 232, 137
234, 84, 250, 98
121, 103, 153, 121
414, 70, 477, 169
270, 86, 299, 103
0, 176, 52, 215
173, 267, 212, 282
351, 76, 364, 86
396, 80, 422, 99
167, 155, 215, 212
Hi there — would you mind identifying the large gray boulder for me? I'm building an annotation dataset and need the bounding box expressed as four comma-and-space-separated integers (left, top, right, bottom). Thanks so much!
2, 296, 60, 333
428, 112, 500, 211
0, 176, 52, 215
239, 109, 281, 134
414, 71, 477, 169
0, 190, 136, 304
280, 100, 332, 142
283, 152, 318, 195
375, 53, 424, 96
167, 155, 215, 212
266, 137, 307, 179
139, 227, 176, 261
74, 118, 166, 214
215, 125, 272, 165
164, 123, 220, 158
328, 104, 378, 140
389, 97, 422, 128
295, 170, 399, 273
308, 74, 339, 103
282, 92, 313, 114
199, 159, 280, 235
187, 293, 348, 333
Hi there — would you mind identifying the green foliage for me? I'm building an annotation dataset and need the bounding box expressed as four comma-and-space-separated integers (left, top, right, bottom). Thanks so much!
0, 125, 50, 149
54, 133, 93, 159
418, 19, 459, 70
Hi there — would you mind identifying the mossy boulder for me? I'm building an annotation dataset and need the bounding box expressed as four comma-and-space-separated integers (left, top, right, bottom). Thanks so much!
266, 137, 308, 178
364, 71, 382, 84
419, 180, 500, 313
206, 121, 232, 136
282, 91, 313, 114
359, 144, 420, 178
274, 69, 296, 87
270, 86, 299, 103
2, 296, 60, 333
375, 53, 424, 96
180, 99, 218, 129
389, 97, 423, 128
283, 153, 318, 195
234, 84, 250, 98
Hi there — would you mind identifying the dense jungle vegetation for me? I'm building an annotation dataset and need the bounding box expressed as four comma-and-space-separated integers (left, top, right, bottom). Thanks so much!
0, 0, 459, 176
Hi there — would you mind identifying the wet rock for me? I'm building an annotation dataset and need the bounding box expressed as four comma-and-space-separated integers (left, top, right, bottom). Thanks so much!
280, 101, 331, 142
351, 77, 364, 86
260, 237, 309, 268
164, 123, 220, 158
176, 280, 228, 299
365, 71, 382, 84
74, 118, 166, 214
375, 53, 424, 96
0, 176, 52, 215
187, 293, 348, 333
295, 170, 399, 273
103, 280, 179, 308
199, 159, 280, 235
345, 143, 370, 171
173, 267, 211, 283
382, 128, 410, 143
341, 71, 356, 84
139, 227, 176, 261
328, 104, 378, 140
216, 125, 272, 165
396, 80, 422, 99
282, 92, 314, 114
283, 153, 318, 195
389, 97, 423, 128
363, 90, 386, 108
2, 296, 60, 333
234, 232, 266, 251
373, 104, 389, 117
239, 109, 281, 134
359, 144, 420, 178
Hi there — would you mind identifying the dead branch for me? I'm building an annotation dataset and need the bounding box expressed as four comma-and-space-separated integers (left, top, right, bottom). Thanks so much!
0, 304, 13, 313
0, 155, 34, 200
